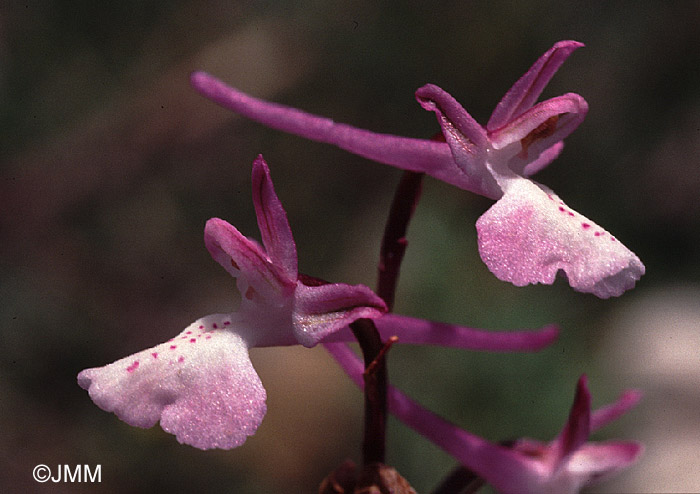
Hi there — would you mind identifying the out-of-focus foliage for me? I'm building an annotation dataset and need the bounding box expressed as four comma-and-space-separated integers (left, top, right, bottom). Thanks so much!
1, 1, 698, 492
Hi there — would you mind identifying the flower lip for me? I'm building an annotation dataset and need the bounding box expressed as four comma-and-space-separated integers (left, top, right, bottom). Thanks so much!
475, 178, 645, 298
77, 314, 268, 450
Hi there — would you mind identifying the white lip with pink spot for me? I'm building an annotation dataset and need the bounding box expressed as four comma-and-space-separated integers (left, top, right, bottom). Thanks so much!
122, 317, 234, 374
547, 192, 615, 240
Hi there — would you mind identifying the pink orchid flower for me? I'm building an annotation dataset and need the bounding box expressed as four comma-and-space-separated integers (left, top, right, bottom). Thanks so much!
326, 343, 643, 494
78, 156, 559, 450
191, 40, 644, 298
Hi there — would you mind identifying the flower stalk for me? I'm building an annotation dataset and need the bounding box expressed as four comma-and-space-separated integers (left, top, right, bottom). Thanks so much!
350, 318, 388, 465
377, 171, 424, 311
353, 168, 425, 466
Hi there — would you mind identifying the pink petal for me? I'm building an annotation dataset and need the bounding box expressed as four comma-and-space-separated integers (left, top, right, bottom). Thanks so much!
370, 314, 559, 352
293, 282, 386, 347
551, 376, 591, 471
190, 72, 456, 184
77, 314, 266, 450
251, 155, 298, 280
204, 217, 295, 304
487, 40, 585, 131
476, 178, 645, 298
414, 84, 499, 198
565, 441, 643, 490
590, 389, 642, 432
488, 93, 588, 163
521, 141, 564, 176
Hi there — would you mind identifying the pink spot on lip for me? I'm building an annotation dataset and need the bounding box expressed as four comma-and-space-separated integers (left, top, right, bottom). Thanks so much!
212, 323, 218, 329
568, 212, 574, 217
559, 206, 566, 212
223, 321, 231, 326
205, 335, 212, 339
582, 223, 591, 229
185, 331, 192, 335
611, 237, 617, 242
126, 361, 140, 373
189, 338, 196, 343
178, 356, 185, 363
169, 345, 177, 350
594, 231, 602, 236
198, 325, 204, 329
151, 352, 158, 359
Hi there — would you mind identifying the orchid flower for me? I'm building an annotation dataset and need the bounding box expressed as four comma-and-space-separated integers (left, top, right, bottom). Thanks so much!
77, 155, 386, 450
325, 343, 643, 494
191, 40, 644, 298
78, 156, 559, 450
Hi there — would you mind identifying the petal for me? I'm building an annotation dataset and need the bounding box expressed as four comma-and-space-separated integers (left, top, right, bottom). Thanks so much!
488, 93, 588, 165
204, 217, 296, 304
251, 155, 297, 280
487, 40, 585, 131
77, 314, 266, 450
370, 314, 559, 352
565, 441, 643, 490
590, 389, 642, 433
323, 343, 544, 494
293, 282, 387, 347
551, 376, 591, 472
476, 177, 645, 298
414, 84, 500, 198
521, 141, 564, 177
190, 72, 456, 183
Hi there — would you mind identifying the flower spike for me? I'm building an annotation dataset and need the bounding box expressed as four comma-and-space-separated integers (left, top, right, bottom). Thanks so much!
192, 41, 645, 298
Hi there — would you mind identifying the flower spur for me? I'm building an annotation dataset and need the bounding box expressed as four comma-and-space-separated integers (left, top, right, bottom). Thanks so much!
191, 40, 644, 298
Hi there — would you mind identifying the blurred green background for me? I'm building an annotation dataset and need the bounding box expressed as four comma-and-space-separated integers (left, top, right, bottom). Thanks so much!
2, 1, 699, 492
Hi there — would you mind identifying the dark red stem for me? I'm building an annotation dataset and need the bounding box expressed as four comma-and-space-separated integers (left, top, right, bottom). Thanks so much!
352, 171, 424, 467
350, 318, 389, 465
377, 171, 424, 311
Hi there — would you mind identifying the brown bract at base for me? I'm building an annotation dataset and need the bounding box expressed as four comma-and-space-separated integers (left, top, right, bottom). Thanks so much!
319, 460, 417, 494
